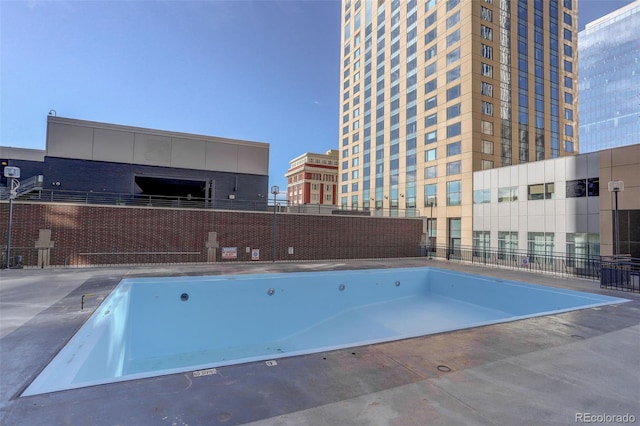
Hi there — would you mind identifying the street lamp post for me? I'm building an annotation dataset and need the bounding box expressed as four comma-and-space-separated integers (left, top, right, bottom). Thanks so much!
427, 200, 434, 258
4, 166, 21, 269
608, 181, 624, 257
271, 185, 279, 263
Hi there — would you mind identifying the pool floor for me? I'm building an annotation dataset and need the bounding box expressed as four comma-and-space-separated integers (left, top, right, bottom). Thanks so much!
125, 294, 506, 374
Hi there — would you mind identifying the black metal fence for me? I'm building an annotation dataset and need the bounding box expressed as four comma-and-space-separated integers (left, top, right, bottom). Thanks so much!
600, 256, 640, 293
419, 243, 603, 279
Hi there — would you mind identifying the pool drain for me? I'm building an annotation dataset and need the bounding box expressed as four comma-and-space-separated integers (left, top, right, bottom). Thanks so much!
267, 288, 275, 296
395, 280, 400, 287
339, 284, 346, 291
180, 293, 189, 301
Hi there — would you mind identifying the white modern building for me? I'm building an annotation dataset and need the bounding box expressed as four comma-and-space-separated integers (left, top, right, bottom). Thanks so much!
473, 152, 600, 261
473, 144, 640, 260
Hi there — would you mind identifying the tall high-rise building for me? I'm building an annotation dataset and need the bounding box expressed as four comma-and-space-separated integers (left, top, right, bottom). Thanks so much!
339, 0, 578, 247
578, 0, 640, 153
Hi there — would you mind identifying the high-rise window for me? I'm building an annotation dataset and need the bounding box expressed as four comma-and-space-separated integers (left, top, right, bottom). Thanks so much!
446, 161, 461, 176
482, 101, 494, 116
446, 29, 460, 46
447, 103, 461, 119
447, 180, 461, 205
446, 66, 461, 82
425, 11, 437, 28
426, 96, 437, 110
425, 61, 437, 76
481, 81, 493, 97
425, 45, 437, 60
481, 63, 493, 77
446, 0, 460, 11
446, 48, 461, 64
446, 84, 461, 101
424, 183, 437, 206
425, 131, 437, 144
480, 6, 493, 22
482, 44, 493, 59
425, 28, 437, 44
481, 25, 493, 41
447, 141, 461, 156
446, 122, 461, 137
481, 120, 493, 135
446, 11, 460, 29
482, 140, 493, 154
426, 79, 437, 93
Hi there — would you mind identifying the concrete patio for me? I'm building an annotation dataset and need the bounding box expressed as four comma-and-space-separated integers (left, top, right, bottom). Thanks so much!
1, 259, 638, 425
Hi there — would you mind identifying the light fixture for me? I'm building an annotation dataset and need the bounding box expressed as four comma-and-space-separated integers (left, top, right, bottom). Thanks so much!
608, 180, 624, 256
271, 186, 280, 263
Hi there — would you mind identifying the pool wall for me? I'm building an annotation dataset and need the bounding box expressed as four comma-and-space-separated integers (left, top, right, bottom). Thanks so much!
428, 269, 616, 316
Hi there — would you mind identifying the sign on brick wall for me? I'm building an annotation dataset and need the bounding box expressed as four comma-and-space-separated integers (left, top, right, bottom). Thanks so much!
221, 247, 238, 259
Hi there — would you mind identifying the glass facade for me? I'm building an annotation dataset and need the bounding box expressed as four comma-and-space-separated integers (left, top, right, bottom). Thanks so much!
579, 2, 640, 152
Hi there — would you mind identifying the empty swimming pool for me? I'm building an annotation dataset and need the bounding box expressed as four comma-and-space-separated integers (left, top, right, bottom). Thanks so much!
23, 267, 628, 396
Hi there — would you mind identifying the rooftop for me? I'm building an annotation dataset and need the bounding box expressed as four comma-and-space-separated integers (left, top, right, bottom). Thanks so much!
1, 259, 638, 425
583, 0, 640, 33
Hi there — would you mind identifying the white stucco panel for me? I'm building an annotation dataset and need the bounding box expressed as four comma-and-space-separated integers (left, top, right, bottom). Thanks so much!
92, 128, 135, 163
47, 123, 94, 160
133, 134, 172, 166
171, 138, 207, 170
237, 145, 269, 175
527, 214, 545, 232
527, 161, 544, 183
566, 154, 587, 180
205, 141, 239, 173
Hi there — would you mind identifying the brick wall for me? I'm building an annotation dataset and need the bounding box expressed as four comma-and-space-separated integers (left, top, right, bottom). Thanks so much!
0, 202, 425, 267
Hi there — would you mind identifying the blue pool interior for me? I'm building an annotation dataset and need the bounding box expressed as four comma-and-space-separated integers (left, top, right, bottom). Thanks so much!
23, 267, 629, 396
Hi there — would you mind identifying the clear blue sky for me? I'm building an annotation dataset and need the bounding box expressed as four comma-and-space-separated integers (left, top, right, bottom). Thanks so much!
0, 0, 635, 191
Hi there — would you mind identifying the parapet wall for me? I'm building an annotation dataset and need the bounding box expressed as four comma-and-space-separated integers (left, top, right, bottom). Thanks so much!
0, 202, 425, 267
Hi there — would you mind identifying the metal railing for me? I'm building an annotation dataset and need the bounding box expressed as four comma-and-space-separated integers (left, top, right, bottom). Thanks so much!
284, 202, 422, 218
9, 189, 269, 211
418, 243, 605, 281
600, 256, 640, 293
5, 188, 427, 217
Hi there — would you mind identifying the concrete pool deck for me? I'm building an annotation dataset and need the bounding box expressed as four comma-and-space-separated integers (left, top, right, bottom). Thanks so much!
1, 259, 638, 425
